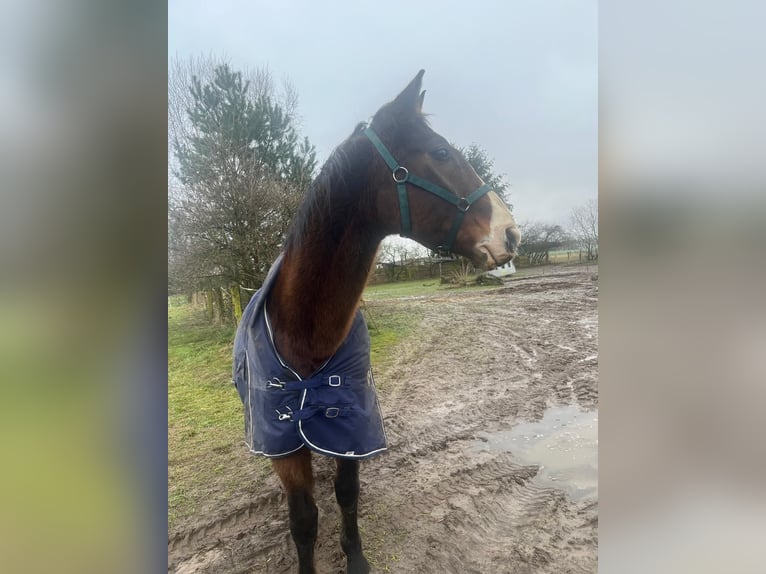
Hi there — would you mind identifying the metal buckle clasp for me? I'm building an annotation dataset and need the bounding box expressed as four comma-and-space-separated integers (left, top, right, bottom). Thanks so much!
328, 375, 342, 387
325, 407, 340, 418
275, 406, 293, 421
267, 378, 285, 389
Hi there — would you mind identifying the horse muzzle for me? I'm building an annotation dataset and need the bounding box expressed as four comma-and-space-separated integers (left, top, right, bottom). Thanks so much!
505, 225, 520, 255
472, 193, 520, 269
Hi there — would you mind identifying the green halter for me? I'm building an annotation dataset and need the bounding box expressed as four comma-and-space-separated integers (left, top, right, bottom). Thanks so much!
364, 127, 492, 253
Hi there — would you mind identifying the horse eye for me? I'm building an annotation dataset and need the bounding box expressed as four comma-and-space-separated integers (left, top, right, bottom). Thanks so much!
430, 147, 449, 161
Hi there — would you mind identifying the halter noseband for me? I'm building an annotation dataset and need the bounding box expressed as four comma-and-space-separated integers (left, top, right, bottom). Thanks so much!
364, 127, 492, 253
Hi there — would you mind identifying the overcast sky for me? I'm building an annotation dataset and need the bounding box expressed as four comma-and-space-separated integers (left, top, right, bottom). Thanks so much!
169, 0, 597, 227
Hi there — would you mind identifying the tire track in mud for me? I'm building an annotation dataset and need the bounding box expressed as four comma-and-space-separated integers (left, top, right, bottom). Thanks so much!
169, 267, 598, 573
358, 270, 597, 573
168, 481, 285, 572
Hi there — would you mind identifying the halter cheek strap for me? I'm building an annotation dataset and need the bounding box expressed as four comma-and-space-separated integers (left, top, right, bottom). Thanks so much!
364, 127, 492, 252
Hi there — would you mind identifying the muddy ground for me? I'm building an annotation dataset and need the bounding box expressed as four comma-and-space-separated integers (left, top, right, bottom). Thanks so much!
169, 265, 598, 573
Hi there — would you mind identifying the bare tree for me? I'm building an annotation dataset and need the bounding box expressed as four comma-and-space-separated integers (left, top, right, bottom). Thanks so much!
518, 221, 569, 265
377, 239, 418, 281
168, 55, 281, 154
378, 238, 434, 280
570, 199, 598, 261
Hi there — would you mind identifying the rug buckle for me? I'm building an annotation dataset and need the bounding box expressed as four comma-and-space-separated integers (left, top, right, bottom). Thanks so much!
267, 378, 285, 389
275, 406, 293, 421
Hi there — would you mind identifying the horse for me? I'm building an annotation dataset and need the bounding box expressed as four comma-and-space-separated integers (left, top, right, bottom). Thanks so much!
232, 70, 520, 574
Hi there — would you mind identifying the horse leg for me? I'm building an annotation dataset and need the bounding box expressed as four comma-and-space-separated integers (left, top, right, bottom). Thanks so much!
335, 459, 370, 574
273, 448, 318, 574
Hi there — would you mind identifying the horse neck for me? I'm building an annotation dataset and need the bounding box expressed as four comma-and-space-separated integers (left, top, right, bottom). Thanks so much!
267, 185, 383, 377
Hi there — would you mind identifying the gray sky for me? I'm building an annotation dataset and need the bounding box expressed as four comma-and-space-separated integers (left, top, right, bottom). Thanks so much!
169, 0, 597, 226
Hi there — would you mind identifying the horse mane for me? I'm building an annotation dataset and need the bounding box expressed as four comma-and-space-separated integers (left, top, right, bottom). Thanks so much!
284, 110, 431, 251
284, 122, 371, 250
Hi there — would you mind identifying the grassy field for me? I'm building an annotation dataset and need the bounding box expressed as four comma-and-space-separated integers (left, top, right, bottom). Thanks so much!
168, 300, 272, 530
363, 279, 444, 300
363, 276, 497, 300
518, 249, 591, 266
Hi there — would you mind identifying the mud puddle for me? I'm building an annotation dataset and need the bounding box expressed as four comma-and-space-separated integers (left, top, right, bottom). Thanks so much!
474, 404, 598, 501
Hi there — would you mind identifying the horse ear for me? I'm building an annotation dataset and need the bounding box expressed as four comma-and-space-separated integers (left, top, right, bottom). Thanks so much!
392, 69, 425, 113
417, 90, 426, 113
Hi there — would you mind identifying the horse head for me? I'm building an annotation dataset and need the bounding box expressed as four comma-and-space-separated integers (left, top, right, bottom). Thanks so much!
366, 70, 520, 269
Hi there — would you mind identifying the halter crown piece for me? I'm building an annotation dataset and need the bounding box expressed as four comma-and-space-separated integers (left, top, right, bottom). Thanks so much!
363, 127, 492, 253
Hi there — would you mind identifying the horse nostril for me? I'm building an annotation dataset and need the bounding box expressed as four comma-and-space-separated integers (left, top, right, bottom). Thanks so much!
505, 227, 519, 252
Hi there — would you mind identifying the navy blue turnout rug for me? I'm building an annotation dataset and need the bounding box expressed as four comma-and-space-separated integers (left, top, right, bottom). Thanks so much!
231, 254, 387, 459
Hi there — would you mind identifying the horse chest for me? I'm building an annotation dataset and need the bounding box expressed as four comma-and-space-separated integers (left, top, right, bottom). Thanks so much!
232, 255, 387, 460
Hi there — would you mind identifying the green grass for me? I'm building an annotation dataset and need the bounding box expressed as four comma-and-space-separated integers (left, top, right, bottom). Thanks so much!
362, 304, 421, 371
168, 303, 271, 531
516, 249, 592, 266
363, 277, 495, 300
363, 279, 444, 300
168, 304, 239, 437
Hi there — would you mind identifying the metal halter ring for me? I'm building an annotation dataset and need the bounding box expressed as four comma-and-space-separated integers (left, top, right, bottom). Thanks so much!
392, 166, 409, 183
457, 197, 471, 212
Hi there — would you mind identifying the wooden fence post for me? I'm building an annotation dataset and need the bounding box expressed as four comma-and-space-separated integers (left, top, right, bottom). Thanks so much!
213, 287, 224, 324
230, 285, 243, 324
205, 290, 214, 322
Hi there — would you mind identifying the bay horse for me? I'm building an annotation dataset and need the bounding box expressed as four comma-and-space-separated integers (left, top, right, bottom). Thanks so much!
232, 70, 520, 573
